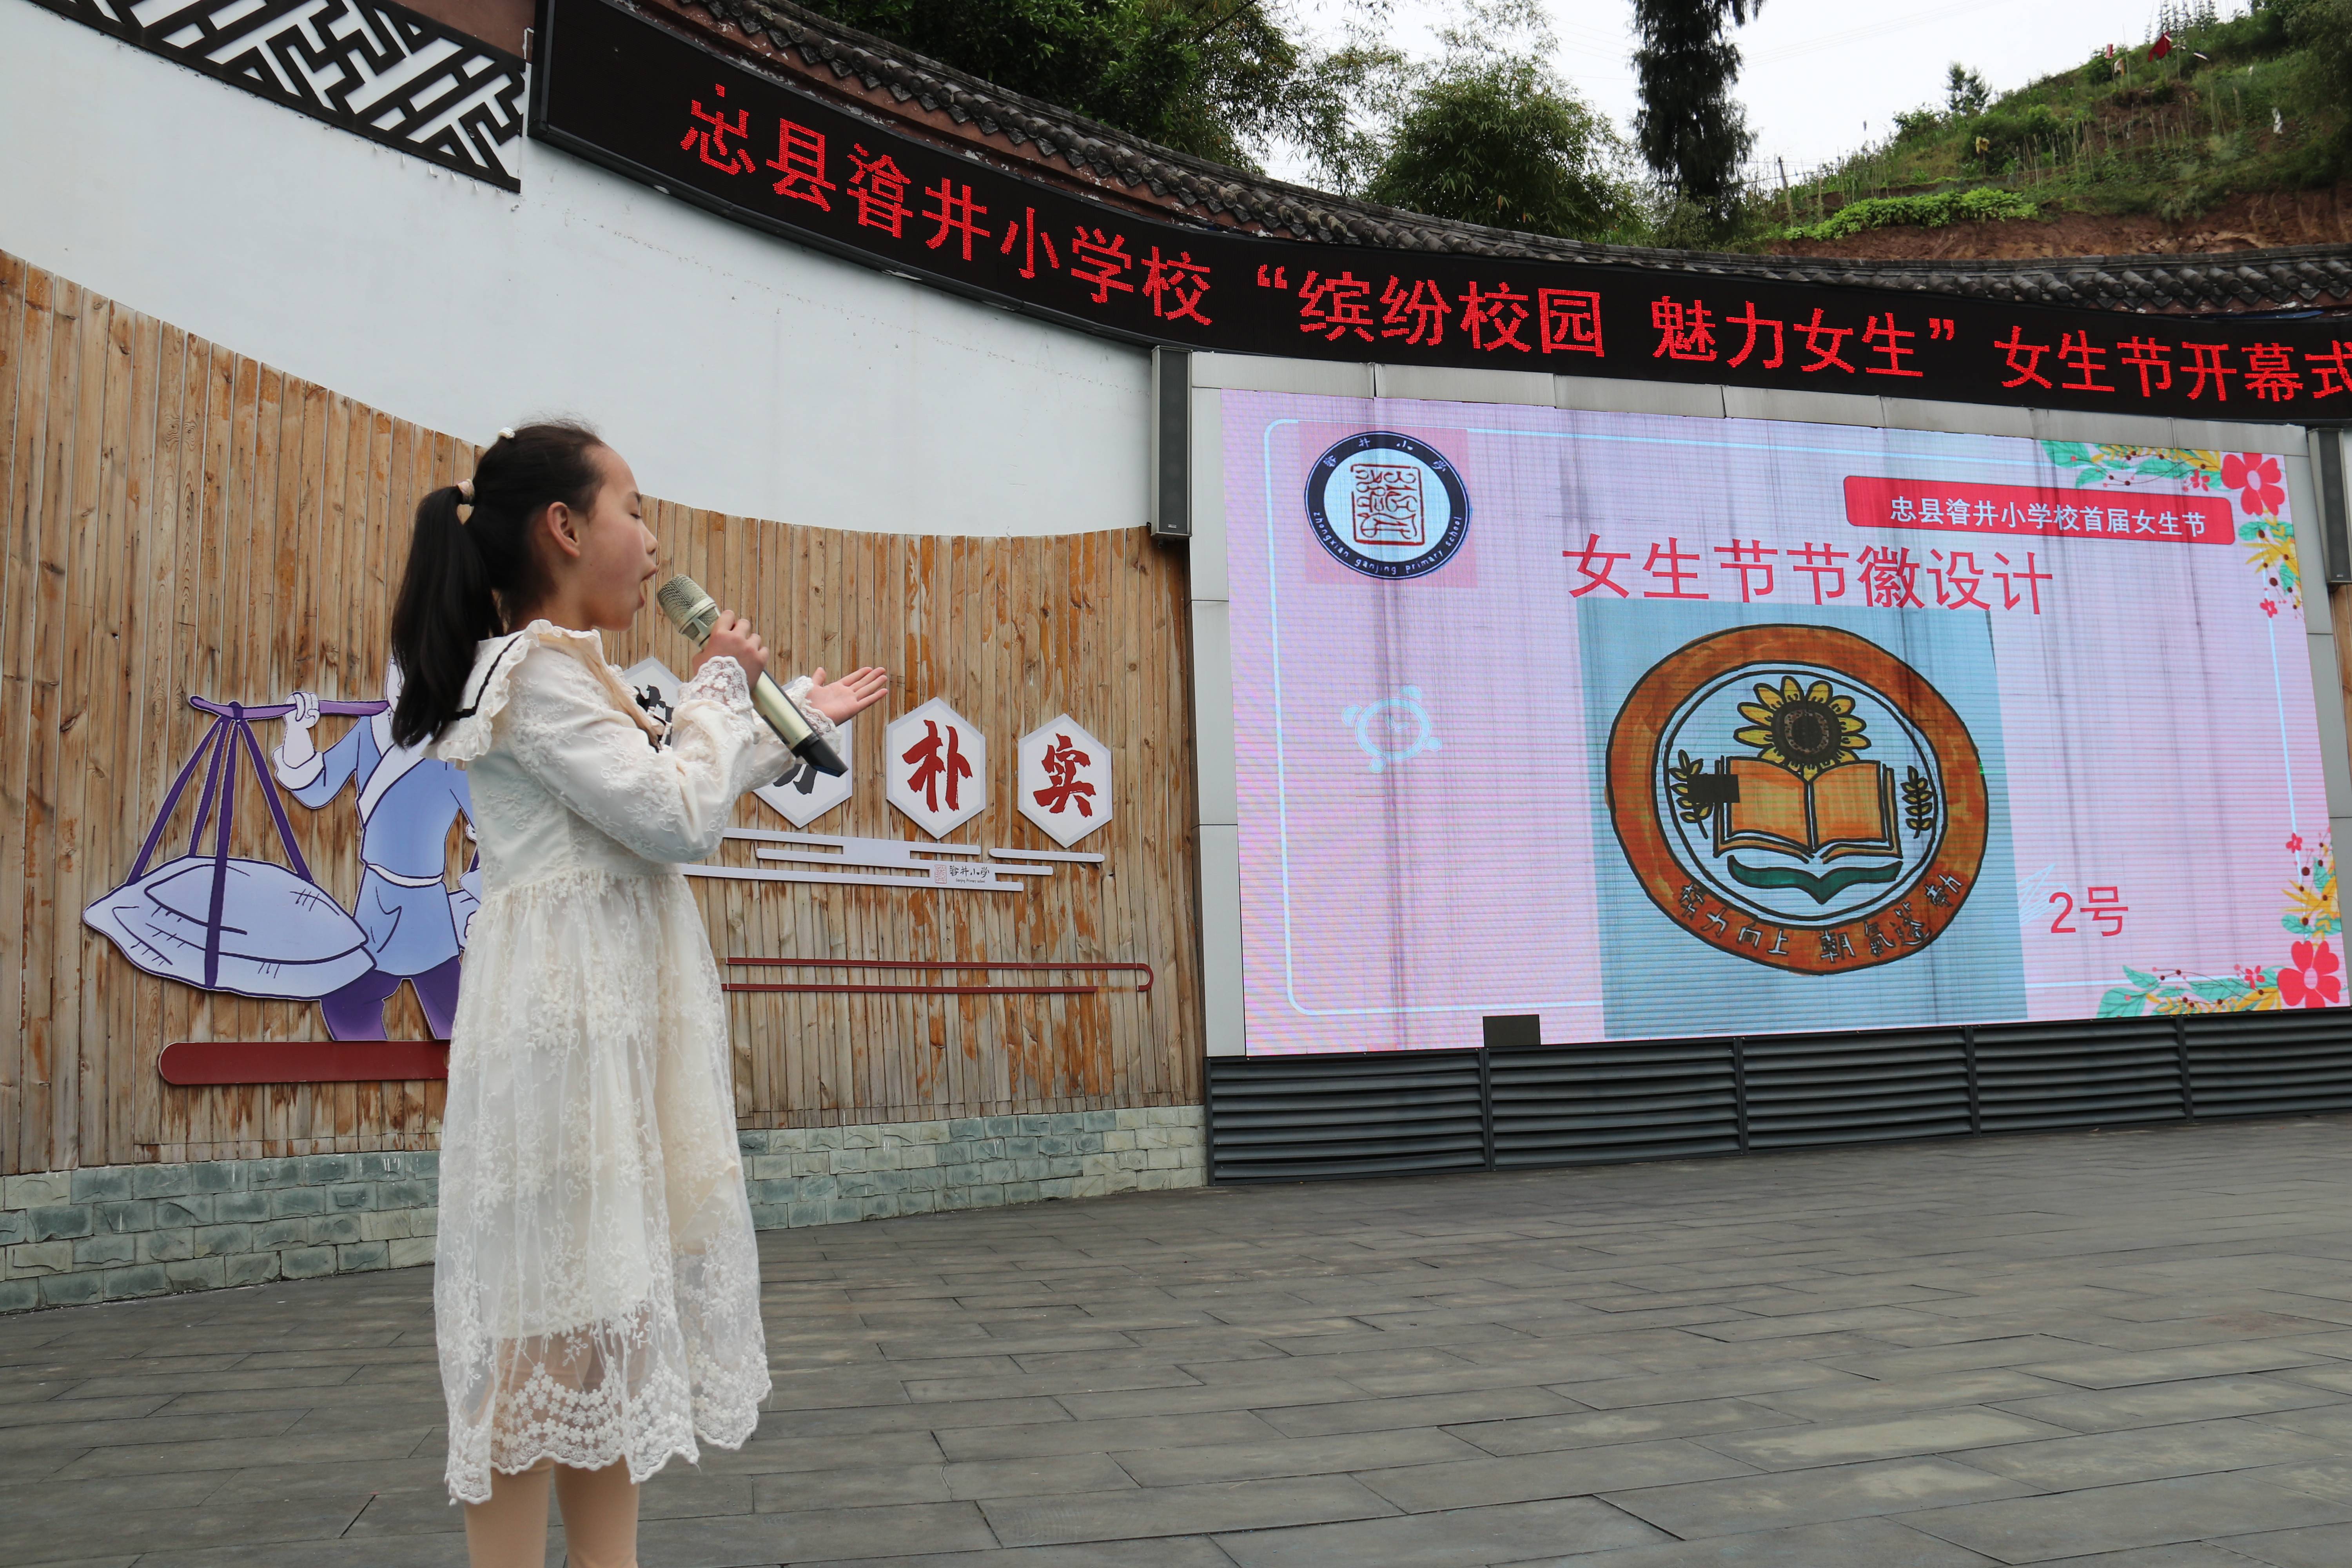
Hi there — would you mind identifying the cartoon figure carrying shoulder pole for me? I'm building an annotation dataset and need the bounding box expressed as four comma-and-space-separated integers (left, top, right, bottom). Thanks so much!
272, 659, 478, 1040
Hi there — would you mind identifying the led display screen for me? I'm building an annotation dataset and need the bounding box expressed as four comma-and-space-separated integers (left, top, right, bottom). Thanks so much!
1223, 392, 2344, 1053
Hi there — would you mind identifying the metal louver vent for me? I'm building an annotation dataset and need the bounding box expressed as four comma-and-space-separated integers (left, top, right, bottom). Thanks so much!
1488, 1042, 1737, 1167
1975, 1020, 2186, 1132
1742, 1031, 1972, 1149
2186, 1013, 2352, 1117
1206, 1050, 1486, 1183
1206, 1011, 2352, 1185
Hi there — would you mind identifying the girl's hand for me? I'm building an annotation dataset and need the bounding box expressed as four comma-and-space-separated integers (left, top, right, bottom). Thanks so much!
803, 666, 890, 723
694, 613, 768, 688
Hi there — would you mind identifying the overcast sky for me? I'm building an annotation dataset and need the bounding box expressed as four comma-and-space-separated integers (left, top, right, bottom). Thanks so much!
1287, 0, 2181, 183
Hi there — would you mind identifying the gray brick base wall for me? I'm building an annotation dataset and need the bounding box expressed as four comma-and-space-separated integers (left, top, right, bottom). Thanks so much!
740, 1106, 1209, 1227
0, 1105, 1207, 1312
0, 1152, 441, 1312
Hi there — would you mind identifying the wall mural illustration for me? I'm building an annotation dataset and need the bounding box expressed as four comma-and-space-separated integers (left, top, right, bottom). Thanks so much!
270, 664, 479, 1039
83, 661, 479, 1041
82, 643, 1130, 1078
84, 696, 383, 1006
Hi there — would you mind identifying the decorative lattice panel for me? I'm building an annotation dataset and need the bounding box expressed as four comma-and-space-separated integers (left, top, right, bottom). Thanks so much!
30, 0, 524, 189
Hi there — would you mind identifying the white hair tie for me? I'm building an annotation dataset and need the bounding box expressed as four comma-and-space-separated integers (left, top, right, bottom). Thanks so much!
497, 427, 515, 441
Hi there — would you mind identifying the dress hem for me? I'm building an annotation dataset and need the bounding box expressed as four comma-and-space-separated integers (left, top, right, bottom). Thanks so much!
443, 1403, 766, 1506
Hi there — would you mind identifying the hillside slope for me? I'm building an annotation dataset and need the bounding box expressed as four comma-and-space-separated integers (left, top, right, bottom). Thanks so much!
1751, 0, 2350, 260
1773, 184, 2352, 260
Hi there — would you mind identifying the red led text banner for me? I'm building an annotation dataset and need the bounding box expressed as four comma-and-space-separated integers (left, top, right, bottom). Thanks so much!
1844, 477, 2236, 546
530, 0, 2348, 423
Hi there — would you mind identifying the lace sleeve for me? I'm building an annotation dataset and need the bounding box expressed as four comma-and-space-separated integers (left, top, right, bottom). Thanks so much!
499, 646, 787, 863
676, 661, 835, 783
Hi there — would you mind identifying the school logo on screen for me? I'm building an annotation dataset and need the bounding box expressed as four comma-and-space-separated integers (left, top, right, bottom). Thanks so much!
1605, 625, 1988, 975
1305, 432, 1468, 580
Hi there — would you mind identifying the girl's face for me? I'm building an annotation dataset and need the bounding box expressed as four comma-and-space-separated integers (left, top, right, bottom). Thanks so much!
566, 445, 660, 630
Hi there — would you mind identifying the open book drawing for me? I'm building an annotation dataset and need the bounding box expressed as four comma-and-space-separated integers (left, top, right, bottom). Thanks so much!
1706, 758, 1903, 900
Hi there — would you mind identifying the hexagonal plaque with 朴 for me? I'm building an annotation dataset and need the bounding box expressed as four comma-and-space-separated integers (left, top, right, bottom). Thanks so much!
886, 698, 985, 839
753, 718, 853, 827
1017, 714, 1112, 848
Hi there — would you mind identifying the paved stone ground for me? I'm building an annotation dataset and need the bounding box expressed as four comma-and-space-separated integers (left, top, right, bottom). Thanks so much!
9, 1118, 2352, 1567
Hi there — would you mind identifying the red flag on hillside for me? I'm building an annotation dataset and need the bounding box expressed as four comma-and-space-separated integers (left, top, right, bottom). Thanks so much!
2151, 32, 2173, 60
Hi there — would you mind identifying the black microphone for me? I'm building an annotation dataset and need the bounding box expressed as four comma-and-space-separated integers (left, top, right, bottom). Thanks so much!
655, 574, 848, 777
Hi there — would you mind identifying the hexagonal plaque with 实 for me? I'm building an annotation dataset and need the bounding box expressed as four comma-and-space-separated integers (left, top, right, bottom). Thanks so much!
886, 698, 986, 839
1017, 714, 1112, 848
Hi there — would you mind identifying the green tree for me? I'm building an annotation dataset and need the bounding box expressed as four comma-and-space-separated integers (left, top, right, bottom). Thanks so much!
1631, 0, 1764, 233
796, 0, 1116, 123
1945, 62, 1991, 116
797, 0, 1641, 240
795, 0, 1388, 178
1362, 5, 1639, 241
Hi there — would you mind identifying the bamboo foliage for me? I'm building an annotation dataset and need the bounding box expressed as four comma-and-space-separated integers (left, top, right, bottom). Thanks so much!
0, 249, 1202, 1174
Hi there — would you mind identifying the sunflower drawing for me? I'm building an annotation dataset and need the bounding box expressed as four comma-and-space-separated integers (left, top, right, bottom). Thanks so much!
1734, 676, 1870, 781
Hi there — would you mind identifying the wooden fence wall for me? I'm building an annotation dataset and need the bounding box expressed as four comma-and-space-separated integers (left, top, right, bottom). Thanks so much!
0, 249, 1202, 1174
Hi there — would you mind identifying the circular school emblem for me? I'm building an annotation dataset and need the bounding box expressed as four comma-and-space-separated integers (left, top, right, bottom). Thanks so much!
1604, 625, 1988, 975
1305, 432, 1469, 580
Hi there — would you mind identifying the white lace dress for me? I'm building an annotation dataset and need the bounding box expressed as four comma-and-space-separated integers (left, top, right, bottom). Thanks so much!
428, 620, 821, 1505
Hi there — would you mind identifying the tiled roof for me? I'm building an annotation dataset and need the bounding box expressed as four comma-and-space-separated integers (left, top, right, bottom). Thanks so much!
674, 0, 2352, 317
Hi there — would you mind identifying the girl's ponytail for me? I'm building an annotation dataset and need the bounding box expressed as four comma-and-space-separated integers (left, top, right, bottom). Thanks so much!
389, 483, 501, 747
388, 421, 607, 747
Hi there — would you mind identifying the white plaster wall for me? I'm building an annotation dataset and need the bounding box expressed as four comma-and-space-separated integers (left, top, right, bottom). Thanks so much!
0, 2, 1149, 536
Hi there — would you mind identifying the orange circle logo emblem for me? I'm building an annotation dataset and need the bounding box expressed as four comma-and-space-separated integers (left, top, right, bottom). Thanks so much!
1605, 625, 1987, 975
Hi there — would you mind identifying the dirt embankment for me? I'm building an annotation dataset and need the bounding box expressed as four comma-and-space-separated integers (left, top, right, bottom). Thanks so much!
1766, 183, 2352, 261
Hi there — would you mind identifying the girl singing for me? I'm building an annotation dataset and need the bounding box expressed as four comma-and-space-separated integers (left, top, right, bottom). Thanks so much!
387, 423, 889, 1567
